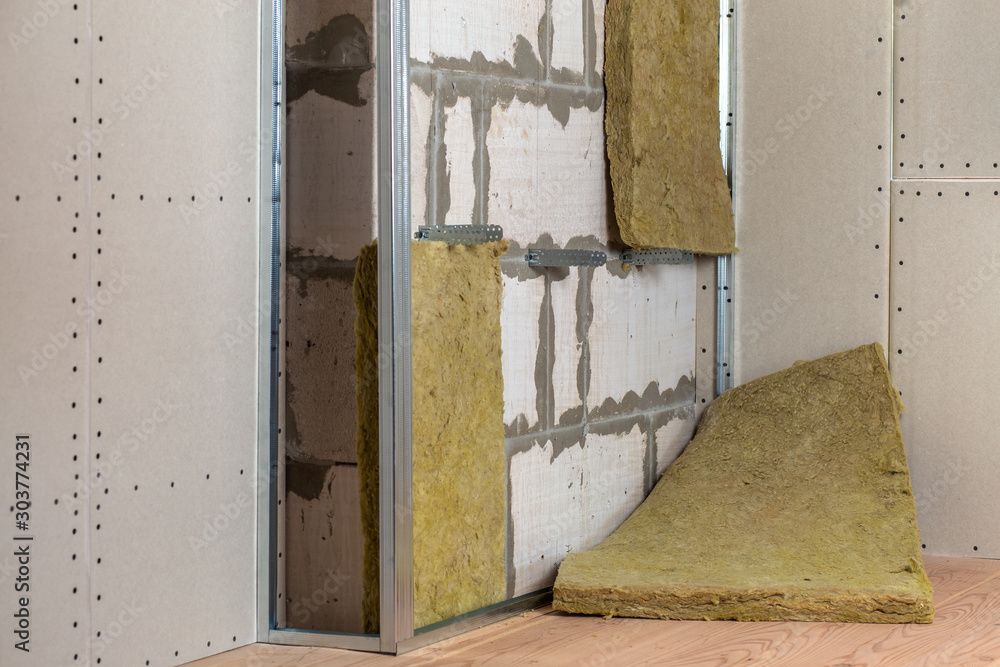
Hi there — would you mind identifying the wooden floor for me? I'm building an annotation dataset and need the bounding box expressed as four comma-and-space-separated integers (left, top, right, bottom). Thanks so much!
188, 556, 1000, 666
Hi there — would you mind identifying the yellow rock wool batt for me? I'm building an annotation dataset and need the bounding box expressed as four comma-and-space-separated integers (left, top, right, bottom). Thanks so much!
355, 240, 509, 633
553, 343, 934, 623
605, 0, 736, 253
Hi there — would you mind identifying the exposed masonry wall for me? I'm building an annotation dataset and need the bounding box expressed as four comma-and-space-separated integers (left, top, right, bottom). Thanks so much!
282, 0, 699, 631
283, 0, 374, 633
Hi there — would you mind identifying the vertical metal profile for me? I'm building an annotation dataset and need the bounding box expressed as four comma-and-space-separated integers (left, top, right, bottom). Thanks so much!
716, 0, 737, 396
376, 0, 414, 653
258, 0, 410, 651
258, 0, 283, 641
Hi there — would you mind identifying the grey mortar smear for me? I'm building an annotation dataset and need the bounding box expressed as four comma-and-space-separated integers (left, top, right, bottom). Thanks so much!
411, 18, 605, 237
285, 458, 330, 502
286, 459, 359, 502
500, 230, 695, 448
505, 376, 697, 458
286, 248, 357, 298
286, 14, 373, 108
503, 402, 699, 556
411, 38, 602, 130
502, 400, 697, 591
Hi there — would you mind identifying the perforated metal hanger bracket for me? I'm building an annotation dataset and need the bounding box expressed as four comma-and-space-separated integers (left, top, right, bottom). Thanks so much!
621, 248, 695, 265
526, 248, 607, 267
416, 224, 504, 245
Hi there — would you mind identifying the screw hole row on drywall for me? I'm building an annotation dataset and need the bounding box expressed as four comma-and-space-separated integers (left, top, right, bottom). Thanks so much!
897, 161, 997, 170
897, 189, 1000, 197
895, 45, 998, 173
111, 194, 255, 203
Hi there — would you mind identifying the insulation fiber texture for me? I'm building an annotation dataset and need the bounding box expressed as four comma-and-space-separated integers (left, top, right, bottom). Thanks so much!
553, 343, 934, 623
605, 0, 736, 254
355, 240, 509, 633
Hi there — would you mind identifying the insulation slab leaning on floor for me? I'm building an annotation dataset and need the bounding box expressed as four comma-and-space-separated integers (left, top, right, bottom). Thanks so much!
355, 240, 508, 633
553, 343, 934, 623
605, 0, 736, 254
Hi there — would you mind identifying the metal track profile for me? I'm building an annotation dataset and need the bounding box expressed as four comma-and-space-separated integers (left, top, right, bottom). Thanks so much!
377, 0, 414, 651
621, 248, 695, 265
716, 0, 737, 396
263, 0, 283, 638
416, 224, 503, 245
526, 248, 607, 267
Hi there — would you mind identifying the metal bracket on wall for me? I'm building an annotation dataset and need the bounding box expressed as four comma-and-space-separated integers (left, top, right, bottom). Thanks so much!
416, 224, 504, 245
621, 248, 695, 265
526, 248, 607, 267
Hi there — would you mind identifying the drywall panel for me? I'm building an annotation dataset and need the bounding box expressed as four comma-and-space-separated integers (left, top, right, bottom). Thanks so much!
85, 2, 260, 665
733, 0, 892, 384
0, 3, 94, 664
892, 1, 1000, 179
889, 181, 1000, 558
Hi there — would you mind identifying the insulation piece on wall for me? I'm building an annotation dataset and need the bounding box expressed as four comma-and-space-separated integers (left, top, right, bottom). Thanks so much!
605, 0, 736, 254
553, 343, 934, 623
355, 239, 509, 633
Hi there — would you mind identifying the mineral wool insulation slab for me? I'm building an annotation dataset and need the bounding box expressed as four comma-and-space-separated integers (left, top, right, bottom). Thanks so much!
554, 343, 934, 623
355, 240, 508, 632
604, 0, 735, 253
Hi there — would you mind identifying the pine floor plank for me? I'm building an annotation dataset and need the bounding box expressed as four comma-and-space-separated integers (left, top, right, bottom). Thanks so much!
183, 644, 375, 667
186, 556, 1000, 666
